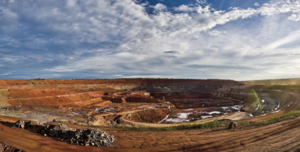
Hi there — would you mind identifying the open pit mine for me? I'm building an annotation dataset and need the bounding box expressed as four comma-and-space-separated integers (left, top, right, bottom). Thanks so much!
1, 78, 300, 151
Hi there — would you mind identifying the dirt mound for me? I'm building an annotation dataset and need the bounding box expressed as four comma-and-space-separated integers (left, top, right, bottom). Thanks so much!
126, 109, 170, 123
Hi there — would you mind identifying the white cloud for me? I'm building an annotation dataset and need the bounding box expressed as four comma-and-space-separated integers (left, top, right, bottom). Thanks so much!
288, 14, 300, 21
254, 2, 260, 6
153, 3, 167, 12
196, 0, 207, 4
265, 29, 300, 49
0, 7, 18, 26
208, 30, 226, 35
2, 0, 300, 80
0, 72, 12, 76
174, 5, 195, 12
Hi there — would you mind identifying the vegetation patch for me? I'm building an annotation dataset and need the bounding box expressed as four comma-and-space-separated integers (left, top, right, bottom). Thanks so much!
120, 109, 300, 132
244, 89, 262, 113
123, 119, 232, 131
0, 90, 8, 100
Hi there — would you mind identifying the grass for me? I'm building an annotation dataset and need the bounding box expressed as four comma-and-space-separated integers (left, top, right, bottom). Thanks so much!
123, 120, 231, 131
121, 109, 300, 132
236, 110, 300, 127
0, 91, 9, 100
294, 146, 300, 152
56, 121, 67, 124
244, 89, 262, 113
32, 80, 39, 85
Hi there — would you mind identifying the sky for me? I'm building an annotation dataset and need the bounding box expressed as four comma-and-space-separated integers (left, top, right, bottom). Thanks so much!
1, 0, 300, 80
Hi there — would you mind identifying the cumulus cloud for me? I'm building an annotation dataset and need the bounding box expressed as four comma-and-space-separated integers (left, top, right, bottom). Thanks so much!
208, 30, 226, 35
1, 0, 300, 80
288, 14, 300, 21
174, 5, 195, 12
254, 2, 260, 6
153, 3, 167, 12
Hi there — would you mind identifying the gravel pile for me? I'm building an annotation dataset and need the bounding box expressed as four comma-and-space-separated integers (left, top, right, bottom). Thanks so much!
38, 124, 116, 147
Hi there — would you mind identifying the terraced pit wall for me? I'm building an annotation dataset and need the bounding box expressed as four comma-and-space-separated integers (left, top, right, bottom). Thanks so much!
268, 90, 294, 108
0, 79, 241, 107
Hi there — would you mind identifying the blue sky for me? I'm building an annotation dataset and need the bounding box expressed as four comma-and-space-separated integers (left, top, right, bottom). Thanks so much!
1, 0, 300, 80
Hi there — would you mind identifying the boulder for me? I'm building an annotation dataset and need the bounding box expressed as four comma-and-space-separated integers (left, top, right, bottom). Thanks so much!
121, 98, 126, 103
25, 120, 42, 129
228, 121, 238, 129
10, 120, 25, 129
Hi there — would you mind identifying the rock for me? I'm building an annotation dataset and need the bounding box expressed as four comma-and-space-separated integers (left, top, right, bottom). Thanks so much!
10, 120, 42, 129
10, 120, 25, 129
0, 141, 25, 152
25, 120, 42, 128
37, 123, 116, 147
53, 119, 57, 122
121, 98, 126, 103
228, 121, 238, 129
